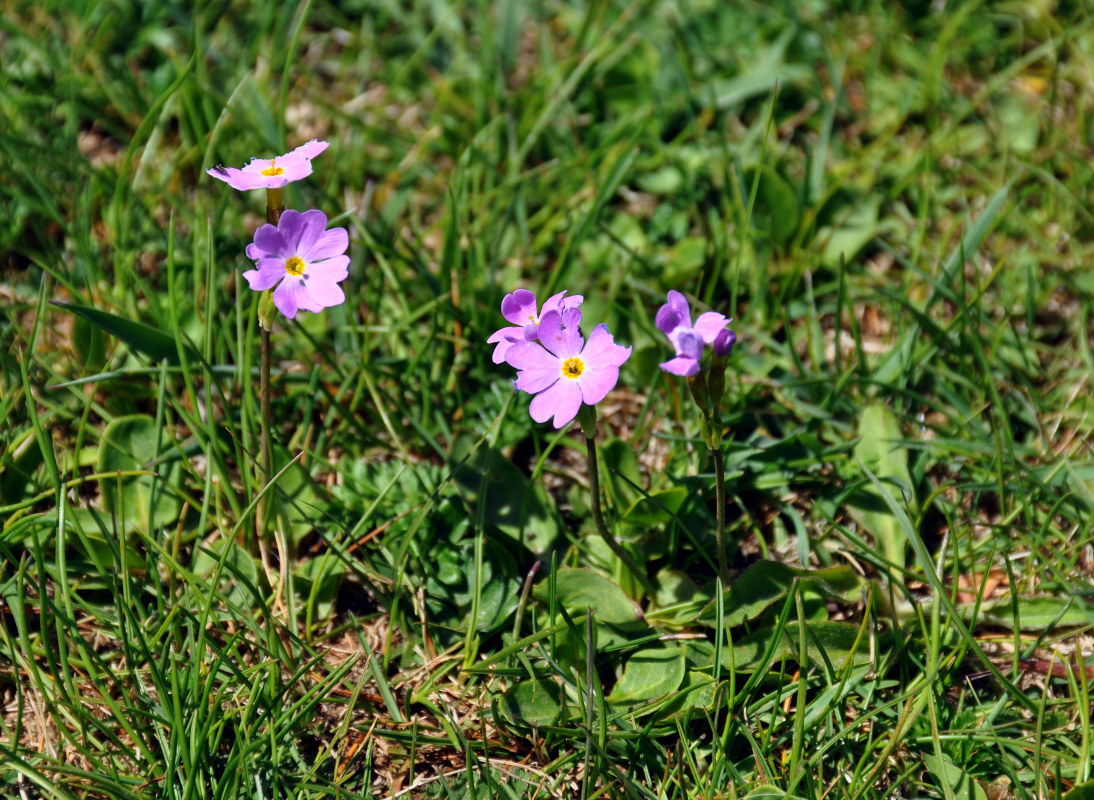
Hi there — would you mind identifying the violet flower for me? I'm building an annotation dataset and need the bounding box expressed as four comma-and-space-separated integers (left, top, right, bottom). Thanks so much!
486, 289, 583, 364
505, 307, 630, 429
243, 209, 349, 320
655, 290, 733, 376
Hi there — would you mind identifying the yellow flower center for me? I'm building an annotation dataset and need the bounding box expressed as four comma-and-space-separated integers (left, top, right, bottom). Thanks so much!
284, 256, 306, 277
261, 158, 284, 177
561, 357, 584, 379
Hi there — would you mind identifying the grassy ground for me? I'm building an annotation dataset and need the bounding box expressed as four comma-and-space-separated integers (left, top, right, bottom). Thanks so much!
4, 0, 1094, 797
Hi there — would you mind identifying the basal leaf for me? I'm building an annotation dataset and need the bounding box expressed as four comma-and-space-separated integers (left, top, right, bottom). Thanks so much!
52, 300, 199, 364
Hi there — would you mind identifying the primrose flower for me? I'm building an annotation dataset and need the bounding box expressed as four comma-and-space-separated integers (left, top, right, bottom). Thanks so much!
505, 307, 631, 429
243, 209, 349, 320
207, 139, 329, 191
487, 289, 584, 364
655, 290, 733, 376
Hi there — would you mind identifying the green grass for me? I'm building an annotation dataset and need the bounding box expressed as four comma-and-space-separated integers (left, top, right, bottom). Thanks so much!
4, 0, 1094, 797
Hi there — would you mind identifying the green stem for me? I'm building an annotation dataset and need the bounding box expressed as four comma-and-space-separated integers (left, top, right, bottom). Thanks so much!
257, 327, 272, 544
713, 446, 728, 583
584, 435, 655, 596
256, 188, 282, 545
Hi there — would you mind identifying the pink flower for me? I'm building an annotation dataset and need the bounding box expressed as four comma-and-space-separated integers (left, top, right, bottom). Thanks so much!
655, 290, 733, 376
505, 307, 631, 429
243, 209, 349, 319
207, 140, 329, 191
486, 289, 583, 364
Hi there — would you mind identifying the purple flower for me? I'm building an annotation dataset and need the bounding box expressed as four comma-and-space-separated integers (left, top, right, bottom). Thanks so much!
505, 307, 631, 429
486, 289, 583, 364
655, 290, 733, 376
243, 209, 349, 319
207, 139, 329, 191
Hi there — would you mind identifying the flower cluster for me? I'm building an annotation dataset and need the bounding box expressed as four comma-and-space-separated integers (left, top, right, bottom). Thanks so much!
208, 140, 348, 321
491, 290, 630, 429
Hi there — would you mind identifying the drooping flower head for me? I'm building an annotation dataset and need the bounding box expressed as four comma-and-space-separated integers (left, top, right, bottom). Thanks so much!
244, 209, 349, 320
655, 290, 734, 376
486, 289, 584, 364
505, 307, 631, 429
208, 140, 329, 191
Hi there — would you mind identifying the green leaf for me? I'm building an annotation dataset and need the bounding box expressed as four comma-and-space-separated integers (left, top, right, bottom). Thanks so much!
724, 621, 870, 672
51, 301, 199, 365
973, 596, 1091, 630
922, 753, 988, 800
534, 568, 640, 626
698, 560, 863, 628
97, 414, 182, 531
607, 647, 686, 706
500, 679, 563, 728
817, 195, 880, 267
450, 439, 562, 554
621, 487, 688, 528
847, 404, 915, 568
1064, 780, 1094, 800
743, 165, 800, 247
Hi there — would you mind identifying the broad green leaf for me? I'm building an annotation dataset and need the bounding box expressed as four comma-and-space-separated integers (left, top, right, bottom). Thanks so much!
723, 621, 870, 672
1064, 780, 1094, 800
621, 487, 688, 528
658, 670, 717, 718
973, 596, 1090, 630
52, 300, 199, 364
500, 679, 563, 728
847, 403, 914, 568
607, 647, 686, 706
698, 560, 863, 628
923, 753, 988, 800
97, 414, 182, 531
534, 568, 640, 626
450, 439, 561, 554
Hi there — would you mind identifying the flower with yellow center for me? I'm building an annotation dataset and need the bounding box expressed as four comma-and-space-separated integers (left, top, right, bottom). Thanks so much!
243, 209, 350, 320
207, 140, 328, 191
504, 306, 631, 429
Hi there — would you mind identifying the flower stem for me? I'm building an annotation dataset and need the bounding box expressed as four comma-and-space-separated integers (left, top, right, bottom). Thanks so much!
584, 434, 655, 596
255, 189, 282, 545
257, 327, 272, 544
712, 446, 728, 583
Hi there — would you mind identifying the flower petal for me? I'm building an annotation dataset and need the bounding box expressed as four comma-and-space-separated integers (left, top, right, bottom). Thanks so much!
529, 379, 582, 428
292, 209, 329, 255
307, 255, 350, 284
288, 139, 329, 161
248, 223, 288, 260
580, 324, 631, 369
659, 356, 699, 376
501, 289, 538, 326
272, 277, 303, 319
301, 226, 349, 261
670, 328, 704, 360
243, 261, 285, 291
655, 290, 691, 334
577, 364, 620, 406
487, 326, 524, 364
693, 311, 729, 343
537, 308, 583, 357
301, 275, 345, 311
